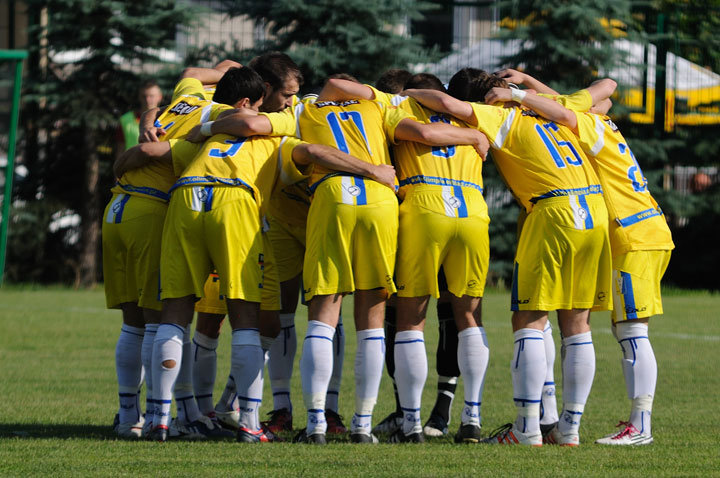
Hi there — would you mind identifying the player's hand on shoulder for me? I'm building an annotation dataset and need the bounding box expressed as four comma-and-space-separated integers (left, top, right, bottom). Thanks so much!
186, 124, 206, 143
472, 130, 490, 160
139, 126, 166, 143
494, 68, 526, 85
370, 164, 397, 191
484, 87, 513, 106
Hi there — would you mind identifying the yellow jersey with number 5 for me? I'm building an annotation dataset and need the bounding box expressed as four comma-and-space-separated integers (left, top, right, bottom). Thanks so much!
469, 103, 601, 213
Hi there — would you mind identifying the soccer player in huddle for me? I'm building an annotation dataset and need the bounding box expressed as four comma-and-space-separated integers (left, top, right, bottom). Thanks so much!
103, 60, 240, 439
405, 67, 612, 446
293, 74, 489, 444
491, 69, 674, 445
117, 66, 398, 442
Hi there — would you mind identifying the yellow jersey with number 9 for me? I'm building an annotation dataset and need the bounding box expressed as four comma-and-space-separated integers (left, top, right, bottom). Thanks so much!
573, 112, 674, 254
469, 103, 601, 213
297, 98, 412, 187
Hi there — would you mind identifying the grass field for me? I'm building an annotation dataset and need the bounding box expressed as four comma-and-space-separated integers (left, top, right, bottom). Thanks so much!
0, 286, 718, 476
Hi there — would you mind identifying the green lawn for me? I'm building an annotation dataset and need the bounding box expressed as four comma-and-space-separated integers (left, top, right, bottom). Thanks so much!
0, 287, 718, 476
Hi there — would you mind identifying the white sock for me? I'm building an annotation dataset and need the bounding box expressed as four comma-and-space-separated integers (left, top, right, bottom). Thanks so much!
116, 324, 144, 424
216, 374, 238, 413
174, 326, 202, 424
615, 321, 656, 435
394, 330, 427, 435
558, 331, 595, 435
231, 328, 264, 431
457, 327, 489, 427
152, 323, 184, 428
192, 331, 218, 416
300, 320, 335, 435
141, 323, 158, 421
351, 328, 385, 434
269, 313, 296, 412
511, 328, 545, 435
541, 321, 559, 425
327, 315, 345, 412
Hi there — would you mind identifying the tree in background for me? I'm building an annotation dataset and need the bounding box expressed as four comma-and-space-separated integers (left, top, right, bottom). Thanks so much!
16, 0, 197, 286
219, 0, 431, 89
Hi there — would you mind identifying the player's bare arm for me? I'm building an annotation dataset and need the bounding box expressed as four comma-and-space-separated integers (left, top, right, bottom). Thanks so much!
292, 143, 397, 190
138, 106, 166, 143
585, 78, 617, 106
180, 59, 243, 85
113, 141, 172, 178
401, 89, 477, 125
494, 68, 560, 95
186, 109, 269, 143
486, 87, 578, 130
317, 78, 376, 102
394, 118, 489, 159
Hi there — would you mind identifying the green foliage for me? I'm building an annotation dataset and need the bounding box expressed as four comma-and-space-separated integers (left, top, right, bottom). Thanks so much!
220, 0, 432, 89
498, 0, 632, 92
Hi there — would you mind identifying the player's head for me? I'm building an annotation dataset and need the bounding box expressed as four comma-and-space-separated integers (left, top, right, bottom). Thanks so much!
375, 68, 412, 94
447, 67, 507, 102
139, 80, 163, 110
404, 73, 445, 92
248, 52, 303, 113
213, 67, 265, 111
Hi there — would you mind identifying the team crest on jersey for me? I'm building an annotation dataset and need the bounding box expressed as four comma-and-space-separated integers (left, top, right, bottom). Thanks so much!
315, 99, 360, 108
604, 117, 619, 132
521, 109, 539, 117
168, 101, 200, 116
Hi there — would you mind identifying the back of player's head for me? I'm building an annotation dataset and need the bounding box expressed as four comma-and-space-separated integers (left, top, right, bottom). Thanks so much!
213, 67, 265, 106
248, 52, 304, 89
404, 73, 445, 92
375, 68, 412, 94
447, 67, 507, 102
328, 72, 360, 83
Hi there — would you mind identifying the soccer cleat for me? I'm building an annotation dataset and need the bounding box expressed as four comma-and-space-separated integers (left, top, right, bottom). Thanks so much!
141, 417, 153, 438
540, 421, 558, 436
481, 423, 542, 447
595, 422, 653, 446
423, 412, 449, 437
293, 428, 327, 445
371, 411, 402, 435
173, 416, 235, 440
325, 409, 348, 434
214, 408, 240, 430
454, 423, 482, 444
350, 431, 379, 444
237, 425, 282, 443
146, 424, 169, 442
115, 416, 145, 439
388, 428, 425, 443
543, 424, 579, 446
261, 408, 293, 433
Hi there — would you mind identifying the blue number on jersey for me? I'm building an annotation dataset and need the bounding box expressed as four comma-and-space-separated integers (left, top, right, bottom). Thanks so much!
208, 138, 247, 158
619, 143, 648, 192
429, 115, 456, 159
535, 122, 583, 168
326, 111, 371, 155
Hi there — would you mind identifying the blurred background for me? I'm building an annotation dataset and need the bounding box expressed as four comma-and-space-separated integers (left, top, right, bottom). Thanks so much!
0, 0, 717, 290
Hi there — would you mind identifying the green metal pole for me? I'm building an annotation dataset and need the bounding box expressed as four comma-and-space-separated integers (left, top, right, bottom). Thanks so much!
0, 50, 28, 286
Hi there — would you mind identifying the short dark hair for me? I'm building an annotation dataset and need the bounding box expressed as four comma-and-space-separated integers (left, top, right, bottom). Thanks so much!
139, 80, 160, 92
447, 67, 507, 102
213, 67, 265, 106
404, 73, 445, 92
375, 68, 412, 94
248, 52, 303, 89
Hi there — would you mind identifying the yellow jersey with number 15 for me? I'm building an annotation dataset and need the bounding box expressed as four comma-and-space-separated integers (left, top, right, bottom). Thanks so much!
469, 103, 601, 213
573, 112, 674, 255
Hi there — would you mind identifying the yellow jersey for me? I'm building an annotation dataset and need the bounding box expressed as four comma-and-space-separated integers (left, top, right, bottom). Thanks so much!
168, 134, 308, 215
470, 103, 601, 213
111, 78, 229, 202
297, 98, 412, 187
574, 112, 674, 254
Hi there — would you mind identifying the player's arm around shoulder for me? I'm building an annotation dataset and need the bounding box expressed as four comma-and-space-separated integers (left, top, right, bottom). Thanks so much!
401, 88, 477, 125
186, 109, 273, 143
113, 141, 172, 178
317, 78, 375, 102
138, 106, 166, 143
486, 87, 578, 131
394, 117, 489, 160
291, 141, 396, 190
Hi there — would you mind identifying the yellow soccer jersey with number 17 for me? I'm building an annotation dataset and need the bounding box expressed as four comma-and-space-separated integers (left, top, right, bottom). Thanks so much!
574, 112, 674, 255
168, 134, 308, 214
297, 98, 413, 189
470, 103, 601, 213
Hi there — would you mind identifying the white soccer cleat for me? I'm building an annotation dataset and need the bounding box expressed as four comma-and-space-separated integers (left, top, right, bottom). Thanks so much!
595, 422, 653, 446
542, 424, 579, 446
214, 408, 241, 430
481, 423, 542, 447
115, 416, 145, 439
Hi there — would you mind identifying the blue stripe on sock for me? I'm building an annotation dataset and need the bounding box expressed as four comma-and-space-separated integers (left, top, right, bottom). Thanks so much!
464, 400, 481, 406
395, 339, 424, 344
363, 336, 385, 341
162, 323, 186, 335
237, 396, 262, 403
401, 407, 421, 412
305, 335, 333, 342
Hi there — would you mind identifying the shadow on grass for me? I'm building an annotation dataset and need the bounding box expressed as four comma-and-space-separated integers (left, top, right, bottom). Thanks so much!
0, 423, 117, 440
